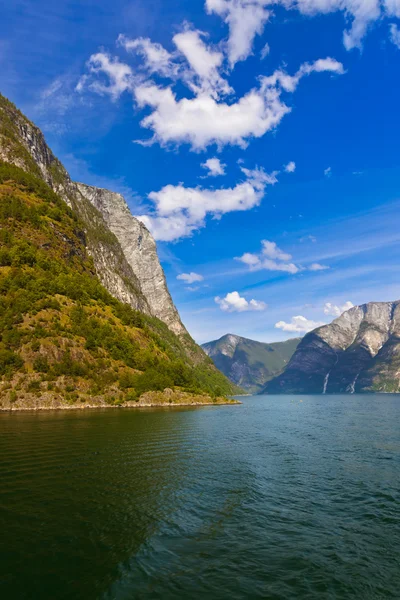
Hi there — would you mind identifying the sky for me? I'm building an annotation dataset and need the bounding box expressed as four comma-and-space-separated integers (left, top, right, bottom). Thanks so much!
2, 0, 400, 344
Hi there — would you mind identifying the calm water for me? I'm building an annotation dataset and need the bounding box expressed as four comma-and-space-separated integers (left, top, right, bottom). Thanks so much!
0, 395, 399, 600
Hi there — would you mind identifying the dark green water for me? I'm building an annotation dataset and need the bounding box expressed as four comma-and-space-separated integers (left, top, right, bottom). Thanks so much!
0, 395, 399, 600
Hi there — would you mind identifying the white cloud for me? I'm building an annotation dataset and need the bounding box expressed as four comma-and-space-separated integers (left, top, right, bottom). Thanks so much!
201, 157, 226, 176
130, 57, 342, 150
79, 18, 344, 152
215, 291, 267, 312
281, 0, 381, 50
76, 53, 134, 100
323, 300, 354, 316
133, 77, 288, 150
300, 235, 317, 242
309, 262, 329, 271
205, 0, 384, 59
260, 42, 270, 59
236, 240, 299, 273
324, 166, 332, 177
237, 239, 330, 273
284, 161, 296, 173
261, 240, 292, 260
173, 28, 232, 97
389, 23, 400, 48
177, 272, 204, 283
385, 0, 400, 18
206, 0, 272, 66
275, 315, 326, 332
117, 35, 177, 77
240, 166, 279, 188
136, 165, 277, 241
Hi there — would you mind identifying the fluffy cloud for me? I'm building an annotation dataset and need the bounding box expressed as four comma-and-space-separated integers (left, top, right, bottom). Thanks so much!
76, 53, 134, 100
133, 57, 342, 149
275, 315, 326, 332
237, 240, 299, 272
177, 272, 204, 283
80, 47, 343, 150
173, 28, 232, 97
324, 300, 354, 316
137, 165, 277, 241
215, 291, 267, 312
324, 166, 332, 177
236, 239, 329, 273
386, 0, 400, 18
201, 157, 226, 176
284, 161, 296, 173
117, 35, 178, 78
206, 0, 272, 65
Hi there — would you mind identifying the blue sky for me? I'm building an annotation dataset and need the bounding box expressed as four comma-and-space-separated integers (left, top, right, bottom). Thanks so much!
3, 0, 400, 343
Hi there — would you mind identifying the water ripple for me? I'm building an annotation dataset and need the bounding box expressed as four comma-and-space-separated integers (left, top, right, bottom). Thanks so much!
0, 395, 399, 599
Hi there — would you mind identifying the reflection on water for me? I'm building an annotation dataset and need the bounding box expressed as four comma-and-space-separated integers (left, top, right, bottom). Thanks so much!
0, 396, 399, 599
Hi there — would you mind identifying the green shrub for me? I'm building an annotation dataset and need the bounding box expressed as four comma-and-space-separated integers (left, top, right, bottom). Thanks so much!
0, 349, 23, 375
27, 380, 40, 392
33, 356, 49, 373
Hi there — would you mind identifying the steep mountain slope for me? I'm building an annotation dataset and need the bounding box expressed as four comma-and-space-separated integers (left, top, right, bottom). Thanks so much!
202, 334, 300, 393
0, 94, 186, 338
0, 96, 239, 409
265, 301, 400, 394
76, 183, 185, 336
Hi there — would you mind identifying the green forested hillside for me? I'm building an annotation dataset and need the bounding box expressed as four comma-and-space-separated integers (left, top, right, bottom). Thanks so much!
0, 162, 238, 408
202, 334, 300, 393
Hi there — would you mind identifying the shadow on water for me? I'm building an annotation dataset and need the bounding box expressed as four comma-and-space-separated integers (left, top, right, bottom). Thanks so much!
0, 408, 203, 599
0, 396, 400, 599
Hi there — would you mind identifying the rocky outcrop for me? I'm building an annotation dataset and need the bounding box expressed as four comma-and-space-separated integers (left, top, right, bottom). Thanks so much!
265, 301, 400, 394
0, 94, 187, 336
202, 333, 300, 393
77, 183, 186, 335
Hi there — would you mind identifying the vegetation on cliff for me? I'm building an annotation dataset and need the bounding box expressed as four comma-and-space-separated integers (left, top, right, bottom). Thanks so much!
0, 162, 239, 408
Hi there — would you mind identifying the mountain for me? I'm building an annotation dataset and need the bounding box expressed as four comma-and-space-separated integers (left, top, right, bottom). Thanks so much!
265, 301, 400, 394
0, 94, 239, 409
0, 94, 187, 336
202, 334, 300, 393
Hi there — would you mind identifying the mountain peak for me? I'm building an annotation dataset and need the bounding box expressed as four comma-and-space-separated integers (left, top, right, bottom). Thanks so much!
202, 334, 300, 393
266, 299, 400, 394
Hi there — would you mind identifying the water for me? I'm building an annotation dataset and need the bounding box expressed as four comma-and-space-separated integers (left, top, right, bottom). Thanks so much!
1, 395, 399, 600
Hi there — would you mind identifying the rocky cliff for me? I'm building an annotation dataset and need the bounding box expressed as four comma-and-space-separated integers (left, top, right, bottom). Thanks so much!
202, 334, 300, 393
0, 94, 187, 338
265, 301, 400, 394
76, 183, 185, 336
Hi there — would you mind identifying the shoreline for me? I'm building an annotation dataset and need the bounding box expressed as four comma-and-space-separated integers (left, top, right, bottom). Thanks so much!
0, 395, 241, 413
0, 401, 241, 412
0, 388, 241, 412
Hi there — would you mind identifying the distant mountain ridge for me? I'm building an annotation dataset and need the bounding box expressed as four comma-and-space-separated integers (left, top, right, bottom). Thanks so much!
202, 334, 300, 393
265, 301, 400, 394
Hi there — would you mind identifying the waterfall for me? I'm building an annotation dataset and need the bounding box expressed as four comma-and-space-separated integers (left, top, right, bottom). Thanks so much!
348, 373, 360, 394
323, 352, 339, 394
323, 372, 330, 394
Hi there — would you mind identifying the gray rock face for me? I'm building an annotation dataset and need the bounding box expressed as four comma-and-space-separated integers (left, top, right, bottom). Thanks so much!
266, 301, 400, 394
202, 334, 300, 393
76, 183, 186, 336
